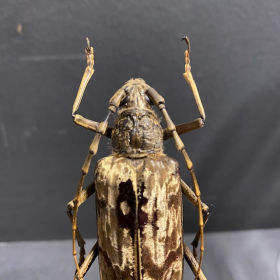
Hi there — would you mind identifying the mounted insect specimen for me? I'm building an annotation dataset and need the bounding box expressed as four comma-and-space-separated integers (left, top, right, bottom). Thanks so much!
67, 36, 209, 280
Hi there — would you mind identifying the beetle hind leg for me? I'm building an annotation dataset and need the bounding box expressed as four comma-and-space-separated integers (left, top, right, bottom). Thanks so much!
67, 210, 86, 265
67, 181, 96, 267
184, 243, 207, 280
191, 212, 209, 261
74, 241, 99, 280
181, 179, 209, 260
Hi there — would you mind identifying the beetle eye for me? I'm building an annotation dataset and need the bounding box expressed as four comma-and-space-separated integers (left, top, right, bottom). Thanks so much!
144, 94, 154, 106
120, 95, 130, 107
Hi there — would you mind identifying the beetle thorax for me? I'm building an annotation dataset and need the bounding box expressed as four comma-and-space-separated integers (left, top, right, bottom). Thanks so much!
111, 79, 163, 158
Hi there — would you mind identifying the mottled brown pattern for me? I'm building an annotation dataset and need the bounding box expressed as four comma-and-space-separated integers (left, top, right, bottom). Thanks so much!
111, 82, 163, 159
95, 154, 183, 280
70, 40, 207, 280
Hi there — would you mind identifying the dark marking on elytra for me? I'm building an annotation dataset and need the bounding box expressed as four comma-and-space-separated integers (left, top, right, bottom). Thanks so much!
138, 182, 148, 237
98, 246, 113, 276
99, 246, 136, 280
141, 267, 145, 279
117, 179, 136, 241
168, 194, 180, 208
97, 198, 106, 209
152, 197, 159, 231
141, 246, 182, 280
172, 164, 180, 176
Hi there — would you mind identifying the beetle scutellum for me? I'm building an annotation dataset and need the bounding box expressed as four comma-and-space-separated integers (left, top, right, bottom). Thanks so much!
67, 37, 210, 280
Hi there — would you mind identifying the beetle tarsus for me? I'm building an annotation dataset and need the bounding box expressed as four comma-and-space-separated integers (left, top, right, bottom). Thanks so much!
182, 36, 191, 55
86, 37, 90, 48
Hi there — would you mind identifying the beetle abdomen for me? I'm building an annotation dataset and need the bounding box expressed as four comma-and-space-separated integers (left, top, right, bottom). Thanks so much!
95, 154, 183, 280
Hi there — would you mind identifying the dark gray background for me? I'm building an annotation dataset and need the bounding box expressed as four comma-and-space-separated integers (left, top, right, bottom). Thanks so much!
1, 0, 280, 242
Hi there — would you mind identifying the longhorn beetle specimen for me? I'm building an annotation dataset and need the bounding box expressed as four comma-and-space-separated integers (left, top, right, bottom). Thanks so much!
67, 37, 209, 280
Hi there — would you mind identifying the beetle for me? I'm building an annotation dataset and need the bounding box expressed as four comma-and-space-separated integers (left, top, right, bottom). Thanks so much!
67, 37, 210, 280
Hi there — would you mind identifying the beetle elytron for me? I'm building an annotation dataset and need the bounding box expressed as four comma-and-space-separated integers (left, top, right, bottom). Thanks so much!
67, 37, 209, 280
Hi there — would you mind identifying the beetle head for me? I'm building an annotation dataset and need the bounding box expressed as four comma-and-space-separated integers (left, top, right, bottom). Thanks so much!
111, 78, 163, 158
118, 78, 153, 113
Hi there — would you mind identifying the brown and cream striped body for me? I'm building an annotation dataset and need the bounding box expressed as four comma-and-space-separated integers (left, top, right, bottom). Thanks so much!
69, 38, 208, 280
95, 79, 183, 279
95, 155, 183, 280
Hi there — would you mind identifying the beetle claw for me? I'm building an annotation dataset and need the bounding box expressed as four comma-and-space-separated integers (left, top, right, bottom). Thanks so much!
181, 36, 191, 55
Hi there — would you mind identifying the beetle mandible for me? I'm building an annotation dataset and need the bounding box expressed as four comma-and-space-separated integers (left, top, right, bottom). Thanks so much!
67, 37, 210, 280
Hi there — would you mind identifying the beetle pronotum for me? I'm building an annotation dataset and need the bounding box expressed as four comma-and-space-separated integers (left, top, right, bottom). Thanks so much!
67, 37, 209, 280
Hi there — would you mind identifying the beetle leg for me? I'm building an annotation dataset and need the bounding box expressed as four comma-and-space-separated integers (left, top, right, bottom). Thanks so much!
184, 243, 207, 280
181, 180, 209, 260
181, 179, 209, 260
73, 115, 113, 138
71, 39, 113, 139
67, 210, 86, 266
182, 36, 205, 121
163, 119, 204, 140
67, 181, 96, 266
72, 38, 94, 117
163, 37, 205, 141
181, 179, 208, 214
74, 241, 99, 280
191, 214, 209, 262
68, 181, 96, 210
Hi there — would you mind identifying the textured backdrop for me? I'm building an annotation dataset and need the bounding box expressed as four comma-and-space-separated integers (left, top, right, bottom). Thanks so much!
1, 0, 280, 241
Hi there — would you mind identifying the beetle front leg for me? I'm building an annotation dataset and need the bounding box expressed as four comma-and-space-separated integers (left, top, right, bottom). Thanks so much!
163, 37, 205, 141
72, 38, 94, 117
182, 36, 205, 122
71, 38, 113, 138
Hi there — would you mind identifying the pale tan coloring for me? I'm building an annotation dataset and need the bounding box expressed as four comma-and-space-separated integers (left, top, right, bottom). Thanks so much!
67, 37, 209, 280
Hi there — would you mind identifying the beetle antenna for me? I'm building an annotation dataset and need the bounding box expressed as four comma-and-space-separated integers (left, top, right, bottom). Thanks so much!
181, 36, 191, 56
206, 203, 216, 216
